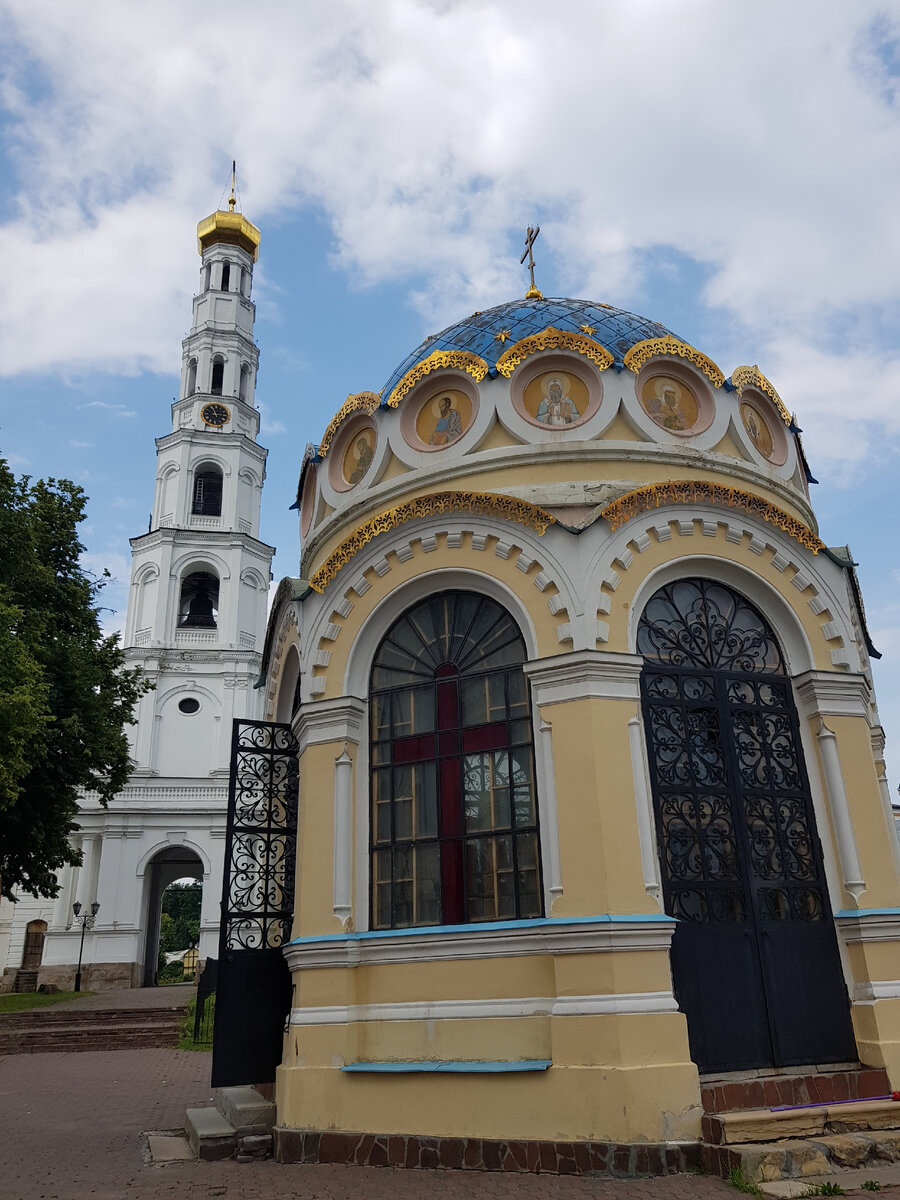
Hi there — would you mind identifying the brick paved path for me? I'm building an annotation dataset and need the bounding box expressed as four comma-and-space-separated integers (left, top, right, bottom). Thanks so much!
1, 1046, 897, 1200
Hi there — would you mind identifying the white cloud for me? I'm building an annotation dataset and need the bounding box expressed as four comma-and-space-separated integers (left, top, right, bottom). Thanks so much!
258, 402, 286, 436
1, 0, 900, 474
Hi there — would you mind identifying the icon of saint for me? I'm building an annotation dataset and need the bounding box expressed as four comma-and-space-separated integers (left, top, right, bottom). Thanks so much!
430, 396, 463, 445
536, 376, 580, 425
348, 433, 374, 483
657, 383, 688, 430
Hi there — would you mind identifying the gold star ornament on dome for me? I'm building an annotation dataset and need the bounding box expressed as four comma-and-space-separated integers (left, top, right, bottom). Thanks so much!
494, 329, 512, 344
579, 324, 597, 336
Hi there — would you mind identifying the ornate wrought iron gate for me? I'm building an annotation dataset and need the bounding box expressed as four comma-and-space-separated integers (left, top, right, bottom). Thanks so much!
212, 719, 299, 1088
638, 579, 856, 1074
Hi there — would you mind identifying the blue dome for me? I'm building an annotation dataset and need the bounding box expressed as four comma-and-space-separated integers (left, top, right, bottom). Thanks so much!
381, 298, 681, 397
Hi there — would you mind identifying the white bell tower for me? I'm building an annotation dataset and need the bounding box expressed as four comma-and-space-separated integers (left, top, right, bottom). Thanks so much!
0, 190, 277, 993
123, 192, 273, 778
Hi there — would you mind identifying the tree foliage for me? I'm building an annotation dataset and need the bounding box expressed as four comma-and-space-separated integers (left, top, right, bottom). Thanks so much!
0, 459, 150, 900
161, 881, 202, 951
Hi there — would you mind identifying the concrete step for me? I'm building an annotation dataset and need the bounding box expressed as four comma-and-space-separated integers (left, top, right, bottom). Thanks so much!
760, 1162, 900, 1196
0, 1008, 186, 1054
703, 1126, 900, 1185
704, 1097, 900, 1146
185, 1107, 237, 1161
217, 1085, 276, 1136
0, 1006, 185, 1028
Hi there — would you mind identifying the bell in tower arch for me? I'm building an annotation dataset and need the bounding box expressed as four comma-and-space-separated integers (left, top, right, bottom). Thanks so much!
179, 572, 219, 629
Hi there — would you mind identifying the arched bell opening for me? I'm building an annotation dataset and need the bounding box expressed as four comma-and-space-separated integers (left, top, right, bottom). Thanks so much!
178, 571, 219, 629
141, 847, 203, 987
637, 577, 856, 1073
191, 466, 223, 517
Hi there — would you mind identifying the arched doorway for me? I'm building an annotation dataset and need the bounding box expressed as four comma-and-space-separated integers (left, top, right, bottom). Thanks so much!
637, 578, 856, 1073
142, 847, 203, 986
21, 920, 47, 971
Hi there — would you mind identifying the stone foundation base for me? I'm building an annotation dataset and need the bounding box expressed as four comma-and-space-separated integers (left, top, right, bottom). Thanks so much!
35, 962, 142, 992
274, 1128, 701, 1176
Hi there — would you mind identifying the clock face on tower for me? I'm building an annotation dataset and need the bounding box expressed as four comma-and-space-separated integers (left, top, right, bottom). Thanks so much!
201, 402, 230, 427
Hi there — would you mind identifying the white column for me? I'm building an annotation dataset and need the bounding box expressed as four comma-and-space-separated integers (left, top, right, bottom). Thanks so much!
816, 718, 865, 899
628, 716, 662, 901
537, 719, 563, 904
50, 863, 74, 931
75, 834, 101, 908
333, 746, 353, 926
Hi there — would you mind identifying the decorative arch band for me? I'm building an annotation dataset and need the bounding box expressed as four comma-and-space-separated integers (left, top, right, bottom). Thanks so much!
387, 350, 489, 408
623, 336, 725, 388
600, 481, 823, 554
495, 326, 614, 377
730, 365, 792, 426
318, 392, 381, 459
309, 491, 556, 592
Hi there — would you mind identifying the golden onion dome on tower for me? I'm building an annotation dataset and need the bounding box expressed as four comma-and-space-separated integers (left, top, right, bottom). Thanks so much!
196, 194, 261, 262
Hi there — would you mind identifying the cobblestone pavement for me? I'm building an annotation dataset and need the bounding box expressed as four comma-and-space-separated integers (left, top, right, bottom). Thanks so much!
1, 1047, 898, 1200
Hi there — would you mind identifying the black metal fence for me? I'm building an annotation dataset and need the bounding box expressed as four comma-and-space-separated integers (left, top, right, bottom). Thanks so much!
192, 957, 217, 1045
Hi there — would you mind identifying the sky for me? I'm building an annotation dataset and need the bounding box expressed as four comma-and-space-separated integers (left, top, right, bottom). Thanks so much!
1, 0, 899, 789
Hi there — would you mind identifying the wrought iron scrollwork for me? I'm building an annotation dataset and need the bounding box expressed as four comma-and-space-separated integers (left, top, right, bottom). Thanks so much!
640, 578, 828, 928
638, 579, 785, 674
221, 719, 299, 951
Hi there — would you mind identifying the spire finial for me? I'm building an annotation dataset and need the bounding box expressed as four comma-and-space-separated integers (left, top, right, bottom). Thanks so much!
520, 225, 543, 300
228, 160, 237, 212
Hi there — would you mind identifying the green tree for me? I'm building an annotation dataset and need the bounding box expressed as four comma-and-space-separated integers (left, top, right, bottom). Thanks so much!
161, 881, 202, 950
0, 459, 150, 900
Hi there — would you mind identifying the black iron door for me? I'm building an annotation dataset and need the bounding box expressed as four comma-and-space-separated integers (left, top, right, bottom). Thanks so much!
638, 579, 856, 1074
212, 719, 299, 1088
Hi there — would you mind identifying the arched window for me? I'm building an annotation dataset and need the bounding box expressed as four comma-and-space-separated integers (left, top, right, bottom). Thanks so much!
370, 591, 542, 930
220, 261, 231, 291
185, 359, 197, 397
239, 364, 250, 402
239, 267, 249, 297
210, 358, 224, 396
192, 468, 223, 516
204, 263, 212, 291
178, 571, 219, 629
638, 577, 855, 1072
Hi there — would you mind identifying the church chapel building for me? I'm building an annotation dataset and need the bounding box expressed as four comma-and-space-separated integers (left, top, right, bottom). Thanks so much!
259, 269, 900, 1167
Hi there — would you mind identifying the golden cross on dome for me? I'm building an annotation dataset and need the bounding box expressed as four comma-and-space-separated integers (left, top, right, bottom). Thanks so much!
520, 225, 543, 300
228, 160, 237, 211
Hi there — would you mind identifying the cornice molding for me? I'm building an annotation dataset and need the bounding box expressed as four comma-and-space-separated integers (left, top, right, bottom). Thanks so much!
288, 990, 678, 1026
523, 650, 644, 705
793, 671, 871, 719
284, 914, 675, 970
295, 696, 366, 753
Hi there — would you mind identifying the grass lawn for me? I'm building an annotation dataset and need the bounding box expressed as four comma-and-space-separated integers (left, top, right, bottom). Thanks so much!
0, 991, 91, 1013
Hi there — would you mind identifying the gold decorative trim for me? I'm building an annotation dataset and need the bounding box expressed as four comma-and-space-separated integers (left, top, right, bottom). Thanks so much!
387, 351, 488, 408
731, 365, 792, 426
495, 327, 614, 378
600, 481, 823, 554
309, 492, 557, 592
623, 337, 725, 388
318, 392, 381, 459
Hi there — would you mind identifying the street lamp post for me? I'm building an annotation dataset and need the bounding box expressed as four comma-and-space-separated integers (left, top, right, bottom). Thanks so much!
72, 901, 100, 993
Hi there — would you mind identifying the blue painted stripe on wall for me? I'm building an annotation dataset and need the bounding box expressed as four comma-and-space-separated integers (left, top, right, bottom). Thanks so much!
341, 1059, 552, 1074
835, 908, 900, 918
288, 913, 675, 947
